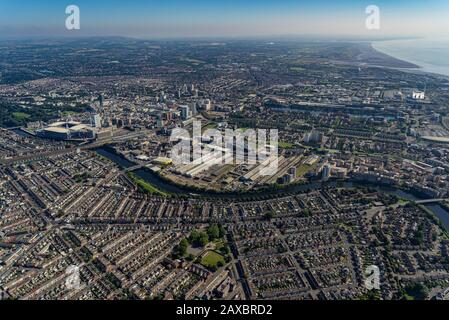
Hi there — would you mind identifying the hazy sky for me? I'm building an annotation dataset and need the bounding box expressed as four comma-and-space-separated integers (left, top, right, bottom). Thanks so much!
0, 0, 448, 39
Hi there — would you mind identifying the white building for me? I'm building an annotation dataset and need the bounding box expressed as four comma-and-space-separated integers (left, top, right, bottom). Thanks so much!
204, 99, 212, 111
412, 91, 425, 100
91, 114, 102, 128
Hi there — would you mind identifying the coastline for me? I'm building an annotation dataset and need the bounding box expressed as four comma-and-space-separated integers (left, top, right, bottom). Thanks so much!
372, 39, 449, 78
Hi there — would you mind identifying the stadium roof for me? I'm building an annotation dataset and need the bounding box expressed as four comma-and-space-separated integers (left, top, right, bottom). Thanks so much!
43, 127, 70, 134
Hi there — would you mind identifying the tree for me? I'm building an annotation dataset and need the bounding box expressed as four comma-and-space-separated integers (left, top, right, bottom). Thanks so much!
303, 208, 312, 217
207, 224, 220, 240
190, 230, 210, 248
209, 265, 217, 272
403, 283, 429, 300
264, 211, 276, 220
218, 225, 226, 238
179, 238, 188, 254
220, 246, 230, 255
189, 230, 201, 245
199, 233, 209, 247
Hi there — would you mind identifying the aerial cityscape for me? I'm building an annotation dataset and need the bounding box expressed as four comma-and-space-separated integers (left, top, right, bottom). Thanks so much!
1, 0, 449, 304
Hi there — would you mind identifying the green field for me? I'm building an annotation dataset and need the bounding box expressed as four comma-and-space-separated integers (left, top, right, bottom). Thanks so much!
203, 123, 218, 130
290, 67, 305, 73
12, 112, 31, 121
61, 111, 81, 117
201, 251, 225, 269
126, 172, 169, 197
296, 164, 312, 176
278, 141, 295, 149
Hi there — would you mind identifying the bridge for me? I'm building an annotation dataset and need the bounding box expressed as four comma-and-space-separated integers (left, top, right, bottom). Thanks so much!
124, 164, 147, 172
415, 198, 448, 205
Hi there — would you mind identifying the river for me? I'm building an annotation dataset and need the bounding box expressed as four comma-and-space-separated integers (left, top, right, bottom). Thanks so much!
95, 146, 449, 230
10, 128, 33, 137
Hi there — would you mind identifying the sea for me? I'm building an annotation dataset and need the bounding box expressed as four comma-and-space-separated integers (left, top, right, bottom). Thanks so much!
372, 38, 449, 77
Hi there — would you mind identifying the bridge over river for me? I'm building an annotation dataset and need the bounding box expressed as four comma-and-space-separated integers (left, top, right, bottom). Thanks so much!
415, 198, 449, 205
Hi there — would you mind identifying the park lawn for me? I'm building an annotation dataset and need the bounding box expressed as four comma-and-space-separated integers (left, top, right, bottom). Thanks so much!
290, 67, 305, 73
278, 141, 295, 149
127, 172, 169, 197
403, 293, 415, 301
62, 111, 81, 117
296, 164, 312, 177
12, 112, 31, 121
201, 251, 225, 269
203, 123, 218, 130
135, 179, 168, 197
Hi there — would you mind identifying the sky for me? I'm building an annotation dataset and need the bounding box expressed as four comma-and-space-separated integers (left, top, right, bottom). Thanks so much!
0, 0, 448, 39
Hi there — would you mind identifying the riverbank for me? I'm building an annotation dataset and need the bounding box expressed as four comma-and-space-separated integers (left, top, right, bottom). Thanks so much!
126, 171, 169, 197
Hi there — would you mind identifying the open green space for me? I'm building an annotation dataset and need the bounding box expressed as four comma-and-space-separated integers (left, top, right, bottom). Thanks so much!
201, 251, 225, 269
290, 67, 305, 73
278, 141, 295, 149
296, 164, 312, 176
12, 112, 31, 121
0, 102, 92, 127
127, 172, 169, 197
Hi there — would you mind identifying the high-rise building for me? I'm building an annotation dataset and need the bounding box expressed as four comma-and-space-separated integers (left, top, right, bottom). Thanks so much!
322, 165, 331, 182
91, 114, 102, 128
281, 173, 293, 184
190, 102, 198, 116
180, 105, 190, 120
303, 129, 324, 144
204, 99, 212, 111
289, 167, 297, 178
98, 94, 104, 109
